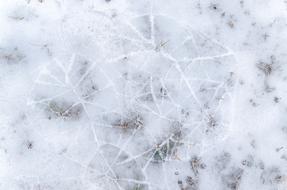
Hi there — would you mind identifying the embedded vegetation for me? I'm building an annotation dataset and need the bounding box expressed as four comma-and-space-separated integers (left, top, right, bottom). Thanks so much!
46, 101, 83, 121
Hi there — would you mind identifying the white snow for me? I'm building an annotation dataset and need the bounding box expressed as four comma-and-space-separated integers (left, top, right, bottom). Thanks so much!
0, 0, 287, 190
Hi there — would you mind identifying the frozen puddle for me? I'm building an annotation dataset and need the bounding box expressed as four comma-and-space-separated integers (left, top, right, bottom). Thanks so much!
0, 0, 286, 190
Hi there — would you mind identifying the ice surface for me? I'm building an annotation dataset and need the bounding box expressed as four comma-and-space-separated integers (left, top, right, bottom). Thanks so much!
0, 0, 287, 190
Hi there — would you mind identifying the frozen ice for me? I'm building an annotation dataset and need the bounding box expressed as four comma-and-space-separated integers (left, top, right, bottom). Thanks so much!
0, 0, 287, 190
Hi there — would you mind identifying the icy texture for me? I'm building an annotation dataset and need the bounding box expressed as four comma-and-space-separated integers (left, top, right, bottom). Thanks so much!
0, 0, 287, 190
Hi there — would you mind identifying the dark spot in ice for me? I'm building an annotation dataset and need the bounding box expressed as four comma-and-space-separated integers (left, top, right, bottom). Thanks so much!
263, 33, 270, 41
210, 4, 218, 10
249, 99, 258, 107
273, 96, 280, 103
260, 167, 283, 185
46, 101, 83, 121
227, 21, 235, 28
0, 47, 25, 64
159, 87, 168, 98
222, 168, 244, 190
259, 162, 265, 170
26, 141, 33, 149
206, 114, 217, 130
190, 156, 206, 175
185, 176, 199, 190
241, 155, 254, 167
275, 147, 283, 152
257, 62, 273, 76
240, 0, 244, 7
